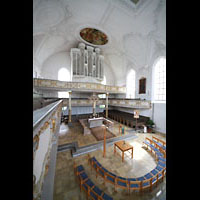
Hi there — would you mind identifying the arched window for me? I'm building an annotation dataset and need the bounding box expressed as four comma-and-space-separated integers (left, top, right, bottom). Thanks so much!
101, 75, 106, 85
126, 69, 135, 98
58, 68, 70, 98
153, 57, 166, 102
58, 68, 70, 81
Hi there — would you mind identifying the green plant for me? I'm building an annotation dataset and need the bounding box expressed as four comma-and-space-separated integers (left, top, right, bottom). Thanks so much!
146, 120, 155, 127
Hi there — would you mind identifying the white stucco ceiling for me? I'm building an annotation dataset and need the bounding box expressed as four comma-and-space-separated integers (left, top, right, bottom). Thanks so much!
33, 0, 166, 80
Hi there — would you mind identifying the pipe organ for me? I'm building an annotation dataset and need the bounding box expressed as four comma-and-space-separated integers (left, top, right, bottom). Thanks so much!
71, 43, 104, 80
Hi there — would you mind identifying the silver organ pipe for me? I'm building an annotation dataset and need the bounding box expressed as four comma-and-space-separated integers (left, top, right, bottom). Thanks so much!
71, 43, 104, 80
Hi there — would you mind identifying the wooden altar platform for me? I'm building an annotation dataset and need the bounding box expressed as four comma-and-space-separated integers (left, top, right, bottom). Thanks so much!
90, 125, 116, 141
79, 117, 114, 136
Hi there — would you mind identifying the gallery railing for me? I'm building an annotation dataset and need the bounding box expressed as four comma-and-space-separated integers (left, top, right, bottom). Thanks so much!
33, 100, 63, 200
33, 78, 126, 94
62, 99, 151, 109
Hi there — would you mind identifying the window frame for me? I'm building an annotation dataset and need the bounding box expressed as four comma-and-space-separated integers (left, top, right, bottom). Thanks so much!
152, 57, 166, 103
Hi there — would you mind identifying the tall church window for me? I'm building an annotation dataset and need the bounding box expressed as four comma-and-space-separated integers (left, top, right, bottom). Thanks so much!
58, 68, 70, 98
58, 68, 70, 81
153, 57, 166, 101
101, 75, 106, 85
126, 69, 135, 98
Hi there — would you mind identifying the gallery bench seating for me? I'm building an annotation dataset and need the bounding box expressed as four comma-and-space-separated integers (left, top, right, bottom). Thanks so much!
88, 154, 165, 195
73, 162, 113, 200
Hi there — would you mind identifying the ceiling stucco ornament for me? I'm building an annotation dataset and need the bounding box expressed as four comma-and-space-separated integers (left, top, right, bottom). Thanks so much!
123, 33, 150, 69
33, 1, 72, 35
149, 0, 166, 44
35, 3, 65, 27
130, 0, 140, 5
113, 0, 154, 16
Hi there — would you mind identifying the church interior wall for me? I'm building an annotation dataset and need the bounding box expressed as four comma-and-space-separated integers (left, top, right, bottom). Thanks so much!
135, 67, 152, 101
33, 1, 166, 199
63, 106, 104, 116
33, 126, 52, 196
152, 102, 166, 134
40, 52, 71, 80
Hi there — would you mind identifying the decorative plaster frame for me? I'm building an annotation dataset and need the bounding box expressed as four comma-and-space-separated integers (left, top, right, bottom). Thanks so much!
75, 24, 111, 48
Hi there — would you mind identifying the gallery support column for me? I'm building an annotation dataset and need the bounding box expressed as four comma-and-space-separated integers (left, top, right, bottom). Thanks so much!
68, 91, 72, 124
105, 93, 108, 118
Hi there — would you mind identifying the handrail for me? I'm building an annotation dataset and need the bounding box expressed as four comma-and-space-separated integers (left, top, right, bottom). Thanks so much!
33, 100, 62, 129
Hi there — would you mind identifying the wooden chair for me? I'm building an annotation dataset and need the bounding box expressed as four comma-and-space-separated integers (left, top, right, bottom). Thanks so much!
128, 180, 142, 194
115, 176, 129, 193
143, 137, 161, 158
104, 171, 116, 189
89, 185, 103, 200
155, 168, 165, 182
77, 171, 89, 192
81, 178, 95, 200
141, 178, 151, 192
152, 136, 166, 150
96, 165, 104, 179
73, 162, 84, 176
87, 155, 166, 196
151, 139, 166, 157
99, 192, 113, 200
149, 175, 158, 191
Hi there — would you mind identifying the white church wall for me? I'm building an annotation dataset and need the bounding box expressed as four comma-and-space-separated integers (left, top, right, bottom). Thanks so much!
150, 54, 166, 134
153, 103, 166, 134
40, 51, 116, 85
135, 67, 152, 101
41, 52, 71, 80
33, 126, 51, 184
104, 63, 115, 85
63, 106, 104, 116
33, 58, 42, 78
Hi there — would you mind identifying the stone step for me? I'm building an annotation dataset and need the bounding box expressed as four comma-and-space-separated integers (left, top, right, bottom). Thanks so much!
57, 133, 138, 157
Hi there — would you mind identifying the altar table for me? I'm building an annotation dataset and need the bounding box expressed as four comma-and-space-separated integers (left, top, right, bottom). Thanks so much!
114, 140, 133, 162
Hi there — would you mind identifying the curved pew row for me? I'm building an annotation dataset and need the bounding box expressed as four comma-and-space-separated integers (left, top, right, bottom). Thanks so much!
152, 136, 166, 151
88, 153, 166, 195
142, 137, 166, 160
74, 163, 113, 200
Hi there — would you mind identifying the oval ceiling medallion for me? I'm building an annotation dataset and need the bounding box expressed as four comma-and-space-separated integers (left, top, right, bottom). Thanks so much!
80, 28, 108, 45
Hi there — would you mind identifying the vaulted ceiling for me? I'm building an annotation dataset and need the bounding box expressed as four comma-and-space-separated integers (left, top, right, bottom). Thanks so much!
33, 0, 166, 82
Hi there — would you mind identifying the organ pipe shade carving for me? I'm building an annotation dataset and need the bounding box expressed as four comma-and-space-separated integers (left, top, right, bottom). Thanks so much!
71, 43, 104, 80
